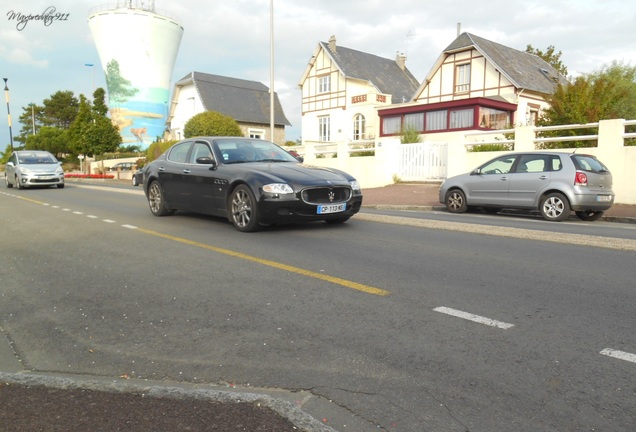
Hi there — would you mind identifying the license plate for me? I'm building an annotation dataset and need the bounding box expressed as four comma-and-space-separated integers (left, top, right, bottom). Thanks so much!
596, 195, 612, 202
317, 203, 346, 214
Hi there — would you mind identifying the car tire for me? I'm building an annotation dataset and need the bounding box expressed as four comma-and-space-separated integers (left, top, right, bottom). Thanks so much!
132, 176, 139, 187
445, 189, 468, 213
147, 180, 174, 216
5, 175, 12, 188
540, 192, 570, 221
57, 184, 65, 189
230, 185, 261, 232
575, 210, 604, 221
14, 176, 22, 189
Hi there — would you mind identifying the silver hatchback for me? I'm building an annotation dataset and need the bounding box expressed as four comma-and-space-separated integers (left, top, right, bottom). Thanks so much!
439, 152, 614, 221
5, 150, 65, 189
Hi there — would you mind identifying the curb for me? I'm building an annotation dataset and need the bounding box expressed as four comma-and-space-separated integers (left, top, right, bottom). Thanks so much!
0, 372, 339, 432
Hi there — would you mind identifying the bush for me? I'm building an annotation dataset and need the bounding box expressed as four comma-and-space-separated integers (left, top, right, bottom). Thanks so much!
184, 111, 243, 138
468, 143, 513, 152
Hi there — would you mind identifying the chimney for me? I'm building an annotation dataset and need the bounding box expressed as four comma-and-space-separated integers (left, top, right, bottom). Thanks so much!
396, 52, 406, 71
328, 35, 337, 53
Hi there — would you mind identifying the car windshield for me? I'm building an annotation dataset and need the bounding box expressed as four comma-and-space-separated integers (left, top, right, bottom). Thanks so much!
215, 140, 299, 164
19, 154, 56, 164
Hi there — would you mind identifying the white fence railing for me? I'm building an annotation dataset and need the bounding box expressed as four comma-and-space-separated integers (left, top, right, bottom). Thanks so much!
290, 119, 636, 204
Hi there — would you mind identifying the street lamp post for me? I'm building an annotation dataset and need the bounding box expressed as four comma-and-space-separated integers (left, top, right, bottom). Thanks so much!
3, 78, 14, 152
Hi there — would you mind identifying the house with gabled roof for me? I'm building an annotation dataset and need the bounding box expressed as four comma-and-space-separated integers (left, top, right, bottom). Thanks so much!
166, 71, 291, 144
378, 32, 569, 138
298, 35, 420, 146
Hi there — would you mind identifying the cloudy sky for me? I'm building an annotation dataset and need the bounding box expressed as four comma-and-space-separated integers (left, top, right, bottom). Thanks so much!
1, 0, 634, 146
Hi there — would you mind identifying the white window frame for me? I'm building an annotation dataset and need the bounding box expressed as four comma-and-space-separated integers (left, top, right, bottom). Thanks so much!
248, 128, 265, 139
352, 114, 365, 140
319, 116, 330, 142
318, 75, 331, 93
455, 63, 471, 93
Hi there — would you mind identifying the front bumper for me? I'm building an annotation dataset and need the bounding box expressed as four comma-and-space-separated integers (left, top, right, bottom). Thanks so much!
18, 173, 65, 187
257, 192, 363, 224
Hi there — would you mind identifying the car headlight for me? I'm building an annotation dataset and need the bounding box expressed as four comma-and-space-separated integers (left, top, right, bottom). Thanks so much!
262, 183, 294, 194
349, 180, 361, 192
18, 167, 31, 174
55, 167, 64, 175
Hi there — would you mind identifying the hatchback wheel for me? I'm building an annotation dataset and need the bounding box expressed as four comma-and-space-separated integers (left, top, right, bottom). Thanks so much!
5, 174, 12, 188
445, 189, 467, 213
230, 185, 261, 232
147, 181, 174, 216
14, 176, 22, 189
540, 192, 570, 221
575, 210, 604, 221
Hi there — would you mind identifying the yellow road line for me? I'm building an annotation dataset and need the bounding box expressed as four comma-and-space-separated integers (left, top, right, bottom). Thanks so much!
15, 196, 47, 205
136, 227, 391, 297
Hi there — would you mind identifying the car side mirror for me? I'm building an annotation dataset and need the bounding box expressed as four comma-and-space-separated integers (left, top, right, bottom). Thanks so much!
471, 168, 481, 175
196, 156, 218, 170
295, 155, 304, 163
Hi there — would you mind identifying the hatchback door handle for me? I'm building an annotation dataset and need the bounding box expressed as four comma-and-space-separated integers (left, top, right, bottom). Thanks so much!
183, 169, 191, 174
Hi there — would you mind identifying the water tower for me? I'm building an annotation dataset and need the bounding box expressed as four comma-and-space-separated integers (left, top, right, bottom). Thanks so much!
88, 0, 183, 148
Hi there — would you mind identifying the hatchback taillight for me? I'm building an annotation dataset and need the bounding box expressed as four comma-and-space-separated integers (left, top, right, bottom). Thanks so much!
575, 171, 588, 186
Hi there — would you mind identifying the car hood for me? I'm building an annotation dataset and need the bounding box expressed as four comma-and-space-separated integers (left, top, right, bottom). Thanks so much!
20, 163, 61, 173
231, 162, 355, 186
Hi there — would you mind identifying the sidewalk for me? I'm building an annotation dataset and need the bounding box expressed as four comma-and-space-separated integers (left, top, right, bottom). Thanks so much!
361, 182, 636, 223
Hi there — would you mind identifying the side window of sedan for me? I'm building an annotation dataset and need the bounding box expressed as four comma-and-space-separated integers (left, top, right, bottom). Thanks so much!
189, 142, 213, 164
168, 142, 191, 163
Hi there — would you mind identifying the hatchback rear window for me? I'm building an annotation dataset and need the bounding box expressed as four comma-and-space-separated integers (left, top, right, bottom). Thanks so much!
571, 155, 609, 173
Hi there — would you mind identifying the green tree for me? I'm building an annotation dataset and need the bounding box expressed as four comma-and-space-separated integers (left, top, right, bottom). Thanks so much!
68, 91, 122, 158
105, 59, 138, 106
16, 103, 44, 145
41, 90, 79, 129
537, 62, 636, 147
540, 62, 636, 125
24, 126, 69, 156
526, 44, 568, 78
183, 111, 243, 138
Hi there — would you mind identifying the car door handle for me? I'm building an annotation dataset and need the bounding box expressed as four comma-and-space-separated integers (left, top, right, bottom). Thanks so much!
539, 175, 548, 180
182, 169, 191, 174
500, 177, 508, 181
158, 167, 166, 172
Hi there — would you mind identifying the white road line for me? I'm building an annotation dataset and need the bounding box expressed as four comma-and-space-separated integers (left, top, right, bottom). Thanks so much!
103, 219, 116, 223
87, 215, 98, 219
73, 211, 83, 215
600, 348, 636, 364
122, 224, 137, 229
434, 306, 514, 329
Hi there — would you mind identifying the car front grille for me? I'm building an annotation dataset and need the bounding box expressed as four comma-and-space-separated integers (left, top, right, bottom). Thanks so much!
32, 177, 61, 184
301, 186, 351, 204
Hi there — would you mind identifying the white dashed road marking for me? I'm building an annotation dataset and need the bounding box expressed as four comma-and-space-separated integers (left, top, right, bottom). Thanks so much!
434, 306, 515, 329
600, 348, 636, 364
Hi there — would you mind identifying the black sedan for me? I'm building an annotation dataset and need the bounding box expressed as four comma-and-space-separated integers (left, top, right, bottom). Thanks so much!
143, 137, 363, 232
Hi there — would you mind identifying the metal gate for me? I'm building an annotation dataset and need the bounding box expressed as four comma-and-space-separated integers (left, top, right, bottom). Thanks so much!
398, 142, 448, 181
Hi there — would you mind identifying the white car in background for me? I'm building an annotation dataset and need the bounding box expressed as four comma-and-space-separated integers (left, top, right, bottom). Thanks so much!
5, 150, 65, 189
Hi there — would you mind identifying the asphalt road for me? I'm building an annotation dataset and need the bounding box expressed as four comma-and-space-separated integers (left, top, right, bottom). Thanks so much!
1, 182, 635, 431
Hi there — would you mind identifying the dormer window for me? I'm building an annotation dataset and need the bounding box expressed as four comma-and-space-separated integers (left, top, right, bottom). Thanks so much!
455, 63, 470, 93
318, 75, 331, 93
